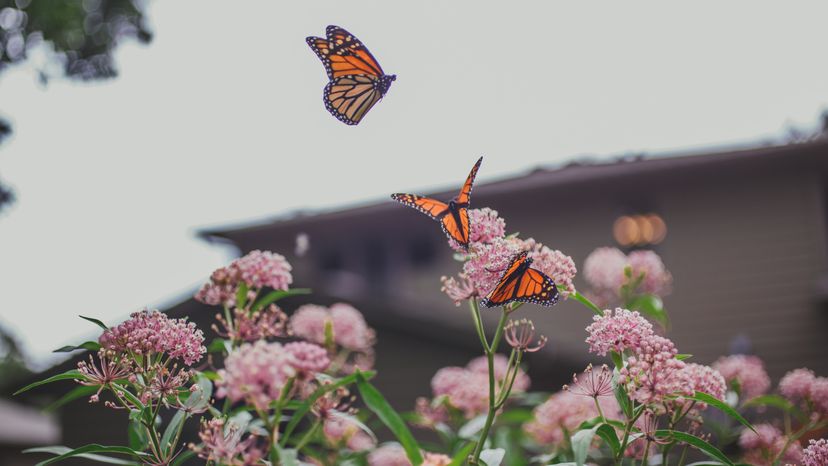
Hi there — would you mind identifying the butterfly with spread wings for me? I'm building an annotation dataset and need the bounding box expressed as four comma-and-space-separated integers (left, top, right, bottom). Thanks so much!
391, 157, 483, 250
481, 251, 560, 308
306, 25, 396, 125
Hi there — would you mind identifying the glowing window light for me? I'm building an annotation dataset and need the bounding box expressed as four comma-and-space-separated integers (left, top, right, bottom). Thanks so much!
613, 213, 667, 246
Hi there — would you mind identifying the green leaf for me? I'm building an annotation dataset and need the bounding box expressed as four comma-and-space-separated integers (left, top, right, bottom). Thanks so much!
480, 448, 505, 466
458, 414, 488, 439
206, 338, 230, 354
571, 426, 599, 466
160, 410, 187, 455
184, 373, 213, 411
610, 351, 624, 370
170, 450, 195, 466
235, 282, 249, 309
79, 315, 109, 331
45, 385, 98, 412
127, 416, 148, 451
595, 423, 620, 456
448, 442, 476, 466
654, 430, 734, 466
53, 341, 101, 353
495, 408, 533, 424
24, 444, 147, 466
15, 369, 85, 395
570, 290, 603, 316
280, 371, 375, 444
355, 371, 423, 465
252, 288, 312, 311
628, 294, 669, 329
676, 353, 693, 361
742, 394, 806, 421
613, 373, 633, 419
688, 391, 755, 433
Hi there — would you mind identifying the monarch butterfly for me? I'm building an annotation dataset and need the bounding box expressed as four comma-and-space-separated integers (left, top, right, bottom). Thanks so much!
306, 25, 396, 125
481, 251, 560, 308
391, 157, 483, 250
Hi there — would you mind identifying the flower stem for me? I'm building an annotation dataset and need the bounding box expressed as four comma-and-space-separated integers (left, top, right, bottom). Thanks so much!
571, 290, 604, 316
470, 307, 509, 465
468, 299, 490, 351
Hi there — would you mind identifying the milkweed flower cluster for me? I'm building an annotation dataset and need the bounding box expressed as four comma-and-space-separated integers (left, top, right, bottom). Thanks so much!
367, 443, 410, 466
524, 391, 619, 445
216, 340, 329, 410
738, 423, 802, 465
212, 304, 288, 342
448, 207, 506, 252
192, 418, 264, 466
583, 247, 672, 305
98, 309, 206, 366
428, 355, 529, 418
585, 308, 654, 356
779, 367, 828, 416
323, 415, 376, 451
712, 354, 771, 400
196, 250, 293, 306
802, 438, 828, 466
290, 303, 375, 352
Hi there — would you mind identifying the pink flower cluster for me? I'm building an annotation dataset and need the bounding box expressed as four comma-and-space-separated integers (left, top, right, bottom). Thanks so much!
421, 453, 452, 466
449, 208, 506, 252
367, 444, 411, 466
289, 303, 375, 352
193, 418, 263, 466
525, 391, 619, 445
680, 363, 727, 409
619, 335, 692, 405
583, 247, 672, 302
216, 340, 329, 410
213, 305, 288, 342
455, 236, 577, 301
738, 423, 802, 465
462, 237, 523, 297
98, 309, 206, 366
521, 238, 577, 298
323, 415, 375, 451
585, 308, 654, 356
196, 250, 293, 306
803, 438, 828, 466
712, 354, 771, 400
431, 355, 529, 418
779, 368, 828, 416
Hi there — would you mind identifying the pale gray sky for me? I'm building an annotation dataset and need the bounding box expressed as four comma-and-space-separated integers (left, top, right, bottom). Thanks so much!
1, 1, 827, 365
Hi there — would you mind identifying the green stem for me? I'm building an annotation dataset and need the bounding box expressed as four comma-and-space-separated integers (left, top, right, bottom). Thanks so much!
571, 290, 604, 316
469, 299, 490, 351
676, 444, 688, 466
471, 308, 509, 464
294, 420, 321, 451
616, 408, 644, 462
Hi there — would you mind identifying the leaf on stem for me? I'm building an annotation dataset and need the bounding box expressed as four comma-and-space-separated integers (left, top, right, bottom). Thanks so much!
14, 369, 85, 395
79, 315, 109, 331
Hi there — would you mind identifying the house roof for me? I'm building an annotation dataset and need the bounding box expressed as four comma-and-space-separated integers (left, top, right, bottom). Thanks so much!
199, 139, 828, 243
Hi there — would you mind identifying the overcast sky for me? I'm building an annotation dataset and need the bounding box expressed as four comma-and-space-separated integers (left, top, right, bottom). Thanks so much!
1, 1, 827, 365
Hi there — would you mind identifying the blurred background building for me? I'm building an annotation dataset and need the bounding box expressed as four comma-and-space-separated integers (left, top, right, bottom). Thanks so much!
9, 138, 828, 461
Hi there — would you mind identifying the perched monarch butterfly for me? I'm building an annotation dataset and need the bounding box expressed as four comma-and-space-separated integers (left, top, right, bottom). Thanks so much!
481, 251, 560, 308
306, 25, 396, 125
391, 157, 483, 250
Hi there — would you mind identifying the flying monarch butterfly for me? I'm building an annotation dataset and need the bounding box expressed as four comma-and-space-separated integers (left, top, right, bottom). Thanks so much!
306, 25, 396, 125
481, 251, 560, 308
391, 157, 483, 250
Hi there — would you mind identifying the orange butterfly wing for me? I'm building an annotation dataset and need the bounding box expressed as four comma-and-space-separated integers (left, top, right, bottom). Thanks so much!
456, 156, 483, 205
307, 26, 384, 80
324, 75, 383, 125
481, 252, 559, 307
440, 207, 470, 246
391, 193, 449, 219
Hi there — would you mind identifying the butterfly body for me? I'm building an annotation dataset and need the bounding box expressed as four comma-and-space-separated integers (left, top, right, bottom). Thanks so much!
307, 26, 395, 125
481, 251, 559, 308
391, 157, 482, 250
